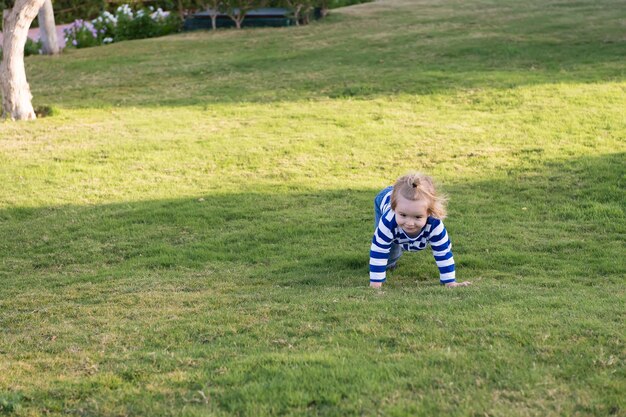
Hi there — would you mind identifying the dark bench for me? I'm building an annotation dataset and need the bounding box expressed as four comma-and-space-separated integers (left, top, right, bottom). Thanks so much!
184, 8, 295, 30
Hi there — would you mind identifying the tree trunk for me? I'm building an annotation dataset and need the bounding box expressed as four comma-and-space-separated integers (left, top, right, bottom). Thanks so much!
294, 5, 302, 26
37, 0, 59, 55
227, 9, 245, 29
234, 14, 243, 29
1, 0, 46, 120
177, 0, 185, 21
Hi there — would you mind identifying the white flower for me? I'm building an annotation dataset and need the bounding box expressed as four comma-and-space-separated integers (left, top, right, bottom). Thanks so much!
103, 37, 113, 44
116, 4, 133, 18
100, 11, 117, 24
151, 8, 169, 21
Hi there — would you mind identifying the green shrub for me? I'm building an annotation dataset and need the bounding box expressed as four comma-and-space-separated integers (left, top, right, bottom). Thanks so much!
64, 5, 181, 49
0, 37, 42, 60
63, 19, 101, 48
115, 7, 180, 41
49, 0, 178, 24
24, 37, 42, 55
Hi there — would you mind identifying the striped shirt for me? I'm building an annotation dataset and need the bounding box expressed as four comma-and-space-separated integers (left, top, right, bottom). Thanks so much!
369, 190, 456, 284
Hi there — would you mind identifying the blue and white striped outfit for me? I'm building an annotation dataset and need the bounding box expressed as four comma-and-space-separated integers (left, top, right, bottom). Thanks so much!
370, 187, 456, 285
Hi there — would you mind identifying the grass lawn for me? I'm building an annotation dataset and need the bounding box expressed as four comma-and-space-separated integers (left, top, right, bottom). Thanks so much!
1, 0, 625, 415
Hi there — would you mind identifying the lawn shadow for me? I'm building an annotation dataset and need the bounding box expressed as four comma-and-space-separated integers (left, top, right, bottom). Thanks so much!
443, 152, 625, 283
0, 189, 374, 291
0, 153, 623, 292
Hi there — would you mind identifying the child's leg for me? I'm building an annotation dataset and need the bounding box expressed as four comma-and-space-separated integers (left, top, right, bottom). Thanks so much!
387, 244, 402, 270
373, 186, 394, 229
373, 186, 402, 269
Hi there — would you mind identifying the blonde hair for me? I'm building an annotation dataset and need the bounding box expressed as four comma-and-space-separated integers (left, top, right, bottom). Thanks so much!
390, 172, 448, 219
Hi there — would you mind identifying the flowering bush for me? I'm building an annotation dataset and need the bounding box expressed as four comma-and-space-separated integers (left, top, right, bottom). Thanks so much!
115, 6, 181, 41
64, 4, 181, 49
92, 11, 117, 42
63, 19, 102, 48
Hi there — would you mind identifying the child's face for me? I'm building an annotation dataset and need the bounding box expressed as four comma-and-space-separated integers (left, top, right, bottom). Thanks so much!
394, 195, 429, 235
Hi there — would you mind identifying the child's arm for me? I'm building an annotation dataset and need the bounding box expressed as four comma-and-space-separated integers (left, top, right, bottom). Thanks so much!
369, 217, 394, 287
445, 281, 471, 287
429, 218, 470, 287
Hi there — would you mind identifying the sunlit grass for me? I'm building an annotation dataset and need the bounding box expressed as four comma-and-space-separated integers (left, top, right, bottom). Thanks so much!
0, 0, 625, 415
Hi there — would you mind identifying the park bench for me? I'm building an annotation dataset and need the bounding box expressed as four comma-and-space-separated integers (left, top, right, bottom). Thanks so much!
184, 8, 295, 30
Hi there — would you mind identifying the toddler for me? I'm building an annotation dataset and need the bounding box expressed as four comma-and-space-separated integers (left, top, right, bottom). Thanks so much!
369, 173, 471, 288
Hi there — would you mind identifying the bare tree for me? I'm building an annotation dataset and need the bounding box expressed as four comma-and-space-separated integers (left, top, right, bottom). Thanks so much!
37, 0, 58, 55
204, 0, 224, 30
177, 0, 185, 20
318, 0, 329, 18
224, 0, 257, 29
284, 0, 314, 26
185, 0, 224, 30
1, 0, 46, 120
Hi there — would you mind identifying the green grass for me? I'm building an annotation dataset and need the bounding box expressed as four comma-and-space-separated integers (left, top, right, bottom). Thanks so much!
1, 0, 625, 415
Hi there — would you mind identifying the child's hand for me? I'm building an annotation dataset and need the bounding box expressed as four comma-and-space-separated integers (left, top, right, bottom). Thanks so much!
370, 282, 383, 289
445, 281, 471, 288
